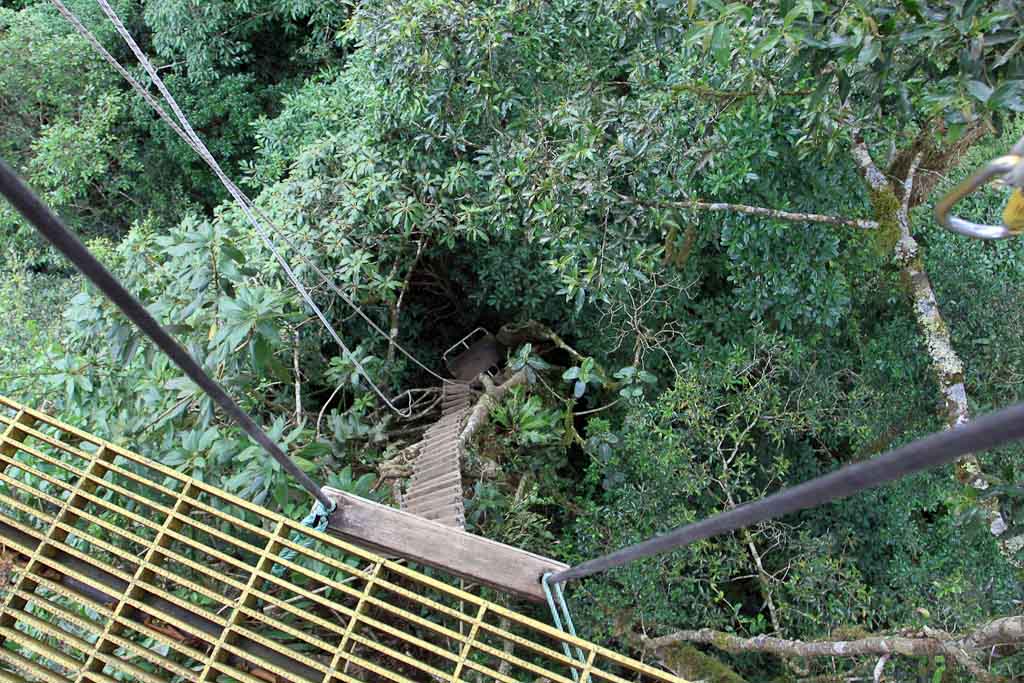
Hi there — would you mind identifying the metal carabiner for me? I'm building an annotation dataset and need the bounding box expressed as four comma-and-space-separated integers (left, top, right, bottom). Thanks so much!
936, 134, 1024, 240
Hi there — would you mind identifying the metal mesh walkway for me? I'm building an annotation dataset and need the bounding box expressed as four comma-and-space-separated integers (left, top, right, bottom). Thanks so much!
0, 395, 684, 683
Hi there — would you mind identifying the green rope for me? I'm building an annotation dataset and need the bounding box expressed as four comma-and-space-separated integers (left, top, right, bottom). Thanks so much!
271, 501, 334, 577
542, 573, 586, 681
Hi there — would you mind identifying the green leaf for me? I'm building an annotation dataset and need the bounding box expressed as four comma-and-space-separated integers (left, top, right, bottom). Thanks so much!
784, 0, 813, 28
711, 22, 731, 67
614, 366, 637, 381
857, 37, 881, 66
293, 456, 317, 473
989, 80, 1024, 111
966, 80, 993, 103
753, 32, 781, 60
900, 0, 924, 20
221, 243, 246, 265
251, 335, 272, 373
300, 442, 333, 459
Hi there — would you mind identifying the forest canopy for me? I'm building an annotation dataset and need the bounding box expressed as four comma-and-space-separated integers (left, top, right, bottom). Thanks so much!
2, 0, 1024, 681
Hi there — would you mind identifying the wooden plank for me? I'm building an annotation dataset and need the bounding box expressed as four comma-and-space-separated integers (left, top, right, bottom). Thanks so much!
323, 488, 568, 603
417, 505, 464, 526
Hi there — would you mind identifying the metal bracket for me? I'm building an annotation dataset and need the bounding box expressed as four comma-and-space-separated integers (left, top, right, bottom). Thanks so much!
442, 327, 496, 377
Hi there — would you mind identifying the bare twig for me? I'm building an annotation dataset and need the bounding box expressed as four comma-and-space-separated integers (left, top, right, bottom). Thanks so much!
316, 383, 345, 441
574, 398, 621, 416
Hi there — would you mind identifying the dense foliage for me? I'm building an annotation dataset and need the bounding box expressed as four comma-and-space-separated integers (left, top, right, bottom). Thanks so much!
2, 0, 1023, 680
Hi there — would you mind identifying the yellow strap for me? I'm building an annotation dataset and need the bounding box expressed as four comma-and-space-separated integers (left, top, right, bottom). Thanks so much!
1004, 188, 1024, 234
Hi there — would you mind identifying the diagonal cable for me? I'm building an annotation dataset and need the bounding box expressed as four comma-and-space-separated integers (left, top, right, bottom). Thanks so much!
93, 0, 421, 416
50, 0, 450, 420
548, 399, 1024, 583
0, 159, 335, 512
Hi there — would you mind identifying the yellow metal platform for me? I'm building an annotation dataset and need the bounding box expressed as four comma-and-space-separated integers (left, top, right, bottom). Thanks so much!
0, 396, 683, 683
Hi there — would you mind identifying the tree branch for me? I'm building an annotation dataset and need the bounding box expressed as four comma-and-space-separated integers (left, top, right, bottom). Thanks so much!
852, 135, 1017, 563
851, 140, 889, 191
645, 628, 943, 659
669, 82, 814, 100
618, 192, 879, 230
458, 370, 528, 449
642, 617, 1024, 683
872, 653, 890, 683
853, 138, 969, 432
962, 615, 1024, 652
293, 327, 302, 425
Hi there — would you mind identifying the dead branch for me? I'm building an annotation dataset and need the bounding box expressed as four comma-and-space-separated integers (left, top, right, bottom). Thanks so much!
376, 450, 415, 483
459, 371, 528, 449
388, 238, 426, 363
617, 192, 879, 230
598, 273, 690, 373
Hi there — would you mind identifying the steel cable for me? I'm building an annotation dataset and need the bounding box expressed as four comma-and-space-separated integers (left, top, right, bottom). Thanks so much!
0, 159, 335, 512
550, 400, 1024, 583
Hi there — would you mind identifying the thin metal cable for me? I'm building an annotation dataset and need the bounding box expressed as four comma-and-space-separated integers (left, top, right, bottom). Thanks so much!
548, 399, 1024, 583
93, 0, 426, 417
50, 0, 450, 419
89, 0, 448, 386
0, 159, 335, 512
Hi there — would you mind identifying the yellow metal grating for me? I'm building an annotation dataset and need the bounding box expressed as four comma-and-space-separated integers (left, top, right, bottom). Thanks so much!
0, 396, 684, 683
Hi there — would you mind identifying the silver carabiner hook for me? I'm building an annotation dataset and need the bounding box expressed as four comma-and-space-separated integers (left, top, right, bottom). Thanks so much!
936, 157, 1024, 240
936, 134, 1024, 240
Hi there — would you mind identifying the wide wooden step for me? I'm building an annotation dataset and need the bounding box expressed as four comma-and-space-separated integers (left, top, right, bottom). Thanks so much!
407, 472, 463, 499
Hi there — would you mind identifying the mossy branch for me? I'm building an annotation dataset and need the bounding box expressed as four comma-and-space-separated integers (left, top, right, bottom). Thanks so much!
642, 617, 1024, 683
853, 134, 1020, 564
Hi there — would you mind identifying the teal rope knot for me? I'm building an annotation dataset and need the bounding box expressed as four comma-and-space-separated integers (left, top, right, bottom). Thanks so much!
271, 500, 335, 577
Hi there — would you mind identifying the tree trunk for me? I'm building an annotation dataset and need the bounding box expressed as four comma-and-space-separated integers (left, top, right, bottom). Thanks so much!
852, 136, 1016, 559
